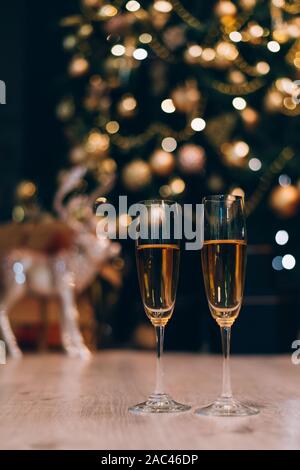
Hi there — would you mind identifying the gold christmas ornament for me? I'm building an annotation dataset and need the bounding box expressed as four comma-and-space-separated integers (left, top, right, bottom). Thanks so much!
184, 44, 203, 64
269, 185, 300, 218
221, 142, 248, 167
241, 107, 259, 128
151, 2, 172, 29
98, 4, 118, 19
149, 149, 175, 176
228, 70, 246, 84
169, 177, 186, 195
85, 131, 110, 157
239, 0, 256, 10
122, 159, 152, 191
216, 41, 239, 61
178, 144, 206, 174
171, 81, 200, 114
118, 94, 137, 117
215, 1, 237, 17
16, 181, 37, 200
68, 56, 90, 77
264, 89, 283, 112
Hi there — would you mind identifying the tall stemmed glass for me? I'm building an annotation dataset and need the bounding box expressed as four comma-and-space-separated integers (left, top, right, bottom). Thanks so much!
129, 200, 190, 414
195, 195, 259, 417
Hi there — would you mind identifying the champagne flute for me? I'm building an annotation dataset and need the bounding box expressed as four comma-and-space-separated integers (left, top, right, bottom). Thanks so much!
129, 200, 190, 414
195, 195, 259, 417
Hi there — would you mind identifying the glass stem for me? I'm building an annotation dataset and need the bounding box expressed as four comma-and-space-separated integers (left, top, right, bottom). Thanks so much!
154, 325, 165, 395
220, 326, 233, 399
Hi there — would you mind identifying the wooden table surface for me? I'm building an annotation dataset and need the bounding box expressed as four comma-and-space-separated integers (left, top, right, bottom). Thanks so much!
0, 351, 300, 450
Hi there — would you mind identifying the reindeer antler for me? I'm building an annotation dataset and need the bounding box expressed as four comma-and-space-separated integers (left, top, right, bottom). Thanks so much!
88, 173, 116, 207
53, 166, 87, 220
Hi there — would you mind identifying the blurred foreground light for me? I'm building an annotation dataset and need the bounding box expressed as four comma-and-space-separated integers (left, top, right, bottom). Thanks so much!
256, 61, 270, 74
133, 48, 148, 60
267, 41, 280, 52
126, 1, 140, 12
139, 33, 152, 44
275, 230, 289, 245
13, 262, 24, 274
161, 99, 176, 113
282, 254, 296, 270
122, 95, 137, 111
106, 121, 120, 134
249, 24, 264, 38
161, 137, 177, 152
234, 141, 249, 158
100, 5, 118, 17
191, 117, 206, 131
229, 31, 242, 43
278, 174, 291, 187
201, 48, 216, 61
188, 45, 202, 57
232, 97, 247, 110
12, 206, 25, 222
170, 178, 185, 194
111, 44, 125, 56
272, 256, 283, 270
248, 158, 262, 171
15, 272, 26, 285
154, 1, 173, 12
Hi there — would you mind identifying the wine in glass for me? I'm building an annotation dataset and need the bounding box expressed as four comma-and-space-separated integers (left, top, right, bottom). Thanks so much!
195, 195, 259, 417
129, 200, 191, 414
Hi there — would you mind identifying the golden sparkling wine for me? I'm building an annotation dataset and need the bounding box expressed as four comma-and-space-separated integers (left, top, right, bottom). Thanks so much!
136, 244, 180, 327
201, 239, 247, 327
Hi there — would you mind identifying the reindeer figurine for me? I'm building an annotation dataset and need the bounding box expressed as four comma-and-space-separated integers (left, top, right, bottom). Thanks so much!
0, 166, 121, 359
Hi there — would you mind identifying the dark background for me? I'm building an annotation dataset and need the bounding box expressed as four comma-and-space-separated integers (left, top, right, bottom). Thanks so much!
0, 1, 299, 354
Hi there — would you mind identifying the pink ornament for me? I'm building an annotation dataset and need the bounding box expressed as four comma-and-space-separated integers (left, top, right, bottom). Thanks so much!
178, 144, 206, 174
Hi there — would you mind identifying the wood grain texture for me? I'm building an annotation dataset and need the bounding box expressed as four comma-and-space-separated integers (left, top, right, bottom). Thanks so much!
0, 351, 300, 450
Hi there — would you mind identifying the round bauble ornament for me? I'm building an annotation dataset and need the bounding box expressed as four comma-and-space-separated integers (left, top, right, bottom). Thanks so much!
178, 144, 206, 174
68, 56, 89, 77
171, 81, 200, 114
149, 150, 175, 177
215, 1, 237, 17
85, 131, 110, 157
269, 185, 300, 218
122, 160, 152, 191
16, 181, 37, 200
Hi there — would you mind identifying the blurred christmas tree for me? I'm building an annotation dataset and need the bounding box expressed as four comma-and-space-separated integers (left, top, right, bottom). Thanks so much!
57, 0, 300, 221
56, 0, 300, 350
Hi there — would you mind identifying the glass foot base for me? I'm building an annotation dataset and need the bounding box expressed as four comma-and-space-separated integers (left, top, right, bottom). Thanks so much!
129, 393, 191, 414
195, 397, 259, 417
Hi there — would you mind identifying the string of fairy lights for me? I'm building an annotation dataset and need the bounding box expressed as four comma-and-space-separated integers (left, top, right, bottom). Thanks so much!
56, 0, 300, 260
